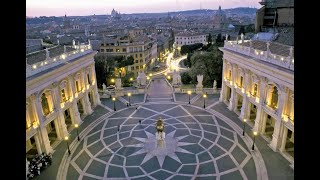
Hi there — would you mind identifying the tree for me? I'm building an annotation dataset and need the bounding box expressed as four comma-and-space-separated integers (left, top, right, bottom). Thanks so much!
238, 25, 245, 35
208, 33, 213, 45
180, 43, 203, 55
184, 53, 193, 67
181, 72, 192, 84
94, 54, 117, 88
188, 44, 223, 88
215, 34, 224, 47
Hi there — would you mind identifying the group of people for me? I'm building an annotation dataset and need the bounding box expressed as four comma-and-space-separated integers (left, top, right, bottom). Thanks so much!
27, 153, 52, 179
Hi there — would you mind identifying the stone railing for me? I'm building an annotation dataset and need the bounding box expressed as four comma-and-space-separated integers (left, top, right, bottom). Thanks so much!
224, 40, 294, 71
26, 45, 93, 78
181, 88, 220, 94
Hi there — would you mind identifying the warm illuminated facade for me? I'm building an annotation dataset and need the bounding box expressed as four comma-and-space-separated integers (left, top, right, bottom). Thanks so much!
26, 44, 100, 158
174, 31, 207, 49
100, 35, 157, 76
219, 39, 294, 168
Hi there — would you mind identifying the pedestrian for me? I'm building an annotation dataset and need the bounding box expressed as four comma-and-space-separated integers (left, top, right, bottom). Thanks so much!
139, 120, 141, 125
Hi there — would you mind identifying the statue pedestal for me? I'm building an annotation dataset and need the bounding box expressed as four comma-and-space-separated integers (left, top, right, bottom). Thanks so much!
156, 132, 166, 140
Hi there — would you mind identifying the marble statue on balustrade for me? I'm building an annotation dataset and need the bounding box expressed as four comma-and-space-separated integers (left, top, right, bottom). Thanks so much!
115, 78, 122, 90
196, 75, 203, 89
137, 71, 147, 86
102, 83, 107, 92
72, 40, 75, 46
172, 70, 181, 86
156, 117, 165, 141
213, 80, 217, 93
45, 48, 49, 59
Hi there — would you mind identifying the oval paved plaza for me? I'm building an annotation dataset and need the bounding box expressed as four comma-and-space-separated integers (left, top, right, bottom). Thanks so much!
64, 102, 260, 180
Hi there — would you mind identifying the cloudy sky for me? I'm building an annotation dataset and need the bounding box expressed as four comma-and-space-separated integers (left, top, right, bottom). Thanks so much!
26, 0, 261, 17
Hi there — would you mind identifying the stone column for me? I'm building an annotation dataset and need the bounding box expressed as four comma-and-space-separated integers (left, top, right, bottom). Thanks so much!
34, 133, 43, 154
276, 87, 287, 117
91, 64, 101, 106
253, 105, 263, 133
26, 159, 29, 178
228, 88, 235, 110
81, 69, 87, 91
52, 82, 62, 111
39, 127, 53, 154
45, 92, 54, 113
57, 111, 69, 138
32, 94, 44, 123
80, 97, 87, 115
259, 79, 267, 104
280, 126, 288, 152
84, 92, 93, 115
269, 119, 283, 151
290, 132, 294, 142
219, 81, 225, 102
53, 118, 62, 140
70, 101, 82, 125
239, 96, 248, 120
67, 75, 75, 100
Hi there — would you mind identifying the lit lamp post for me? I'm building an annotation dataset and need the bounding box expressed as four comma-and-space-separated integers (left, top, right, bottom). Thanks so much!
111, 78, 115, 84
112, 97, 116, 111
187, 90, 191, 104
242, 119, 247, 136
128, 92, 131, 106
252, 131, 258, 150
203, 93, 207, 108
75, 124, 80, 141
167, 75, 171, 80
64, 136, 71, 155
119, 70, 122, 78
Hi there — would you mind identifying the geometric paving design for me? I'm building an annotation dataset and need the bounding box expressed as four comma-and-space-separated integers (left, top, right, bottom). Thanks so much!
67, 103, 254, 180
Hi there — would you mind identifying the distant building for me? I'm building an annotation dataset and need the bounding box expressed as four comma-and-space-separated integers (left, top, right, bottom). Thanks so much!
174, 31, 207, 49
255, 0, 294, 46
111, 8, 121, 20
213, 6, 227, 30
100, 34, 157, 76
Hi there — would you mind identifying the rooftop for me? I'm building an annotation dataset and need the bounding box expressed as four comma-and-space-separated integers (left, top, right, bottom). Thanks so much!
223, 39, 294, 71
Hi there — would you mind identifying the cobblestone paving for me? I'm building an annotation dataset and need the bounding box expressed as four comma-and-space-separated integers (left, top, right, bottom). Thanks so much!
66, 103, 256, 180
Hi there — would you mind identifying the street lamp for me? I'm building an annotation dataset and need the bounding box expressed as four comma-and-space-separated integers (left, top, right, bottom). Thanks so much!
128, 92, 132, 106
112, 97, 116, 111
203, 93, 207, 108
149, 73, 152, 77
252, 131, 258, 150
119, 70, 122, 78
75, 124, 80, 141
147, 76, 150, 80
187, 90, 191, 104
130, 77, 133, 82
111, 78, 115, 83
64, 136, 71, 155
242, 119, 247, 136
167, 75, 171, 80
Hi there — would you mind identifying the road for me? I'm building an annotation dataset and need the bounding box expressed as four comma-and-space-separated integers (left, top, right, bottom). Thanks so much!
152, 51, 188, 77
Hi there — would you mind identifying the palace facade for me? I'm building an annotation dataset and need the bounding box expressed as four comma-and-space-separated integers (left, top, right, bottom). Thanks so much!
219, 39, 294, 168
26, 43, 100, 157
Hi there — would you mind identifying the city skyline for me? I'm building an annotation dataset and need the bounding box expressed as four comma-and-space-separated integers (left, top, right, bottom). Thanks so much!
26, 0, 261, 17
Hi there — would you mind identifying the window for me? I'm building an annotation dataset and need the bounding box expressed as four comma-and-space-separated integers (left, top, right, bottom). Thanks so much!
76, 81, 80, 92
140, 53, 142, 57
41, 93, 50, 116
228, 70, 232, 80
61, 89, 67, 102
240, 76, 243, 88
271, 86, 278, 108
131, 66, 134, 70
122, 48, 126, 52
116, 49, 120, 52
100, 49, 105, 52
87, 74, 91, 85
136, 66, 139, 69
135, 60, 138, 63
253, 84, 258, 96
135, 54, 138, 58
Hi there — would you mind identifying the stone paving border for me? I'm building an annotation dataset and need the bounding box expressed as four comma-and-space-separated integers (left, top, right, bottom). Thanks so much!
57, 102, 268, 180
